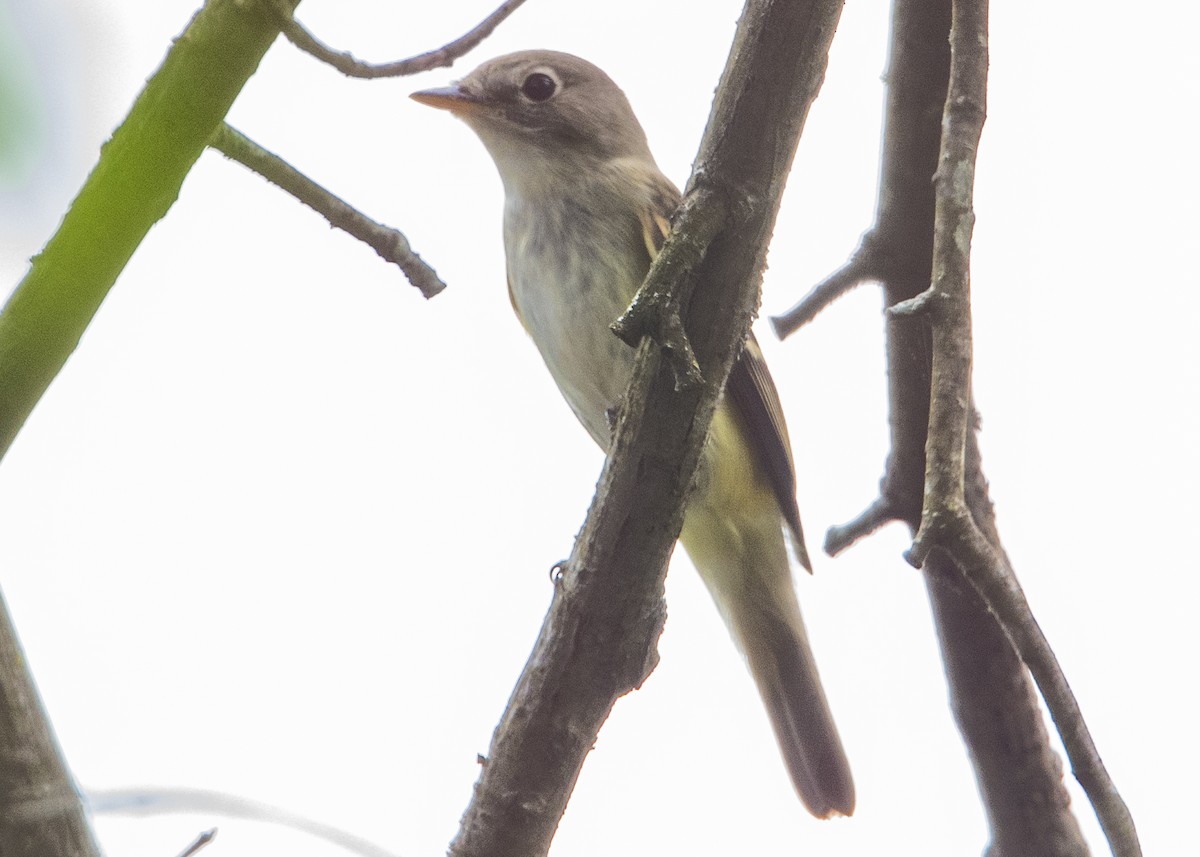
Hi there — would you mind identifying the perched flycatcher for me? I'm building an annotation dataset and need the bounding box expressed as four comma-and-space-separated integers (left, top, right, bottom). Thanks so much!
413, 50, 853, 818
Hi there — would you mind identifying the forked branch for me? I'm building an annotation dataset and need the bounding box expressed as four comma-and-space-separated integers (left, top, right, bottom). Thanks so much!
774, 0, 1137, 853
894, 1, 1140, 854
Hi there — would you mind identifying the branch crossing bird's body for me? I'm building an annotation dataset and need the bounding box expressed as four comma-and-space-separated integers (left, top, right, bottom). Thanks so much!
413, 50, 854, 819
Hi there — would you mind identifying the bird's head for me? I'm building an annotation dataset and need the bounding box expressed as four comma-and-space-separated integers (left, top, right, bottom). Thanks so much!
412, 50, 653, 194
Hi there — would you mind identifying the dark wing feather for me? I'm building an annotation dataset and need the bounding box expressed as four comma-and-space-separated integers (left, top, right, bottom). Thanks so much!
638, 179, 810, 572
726, 337, 810, 571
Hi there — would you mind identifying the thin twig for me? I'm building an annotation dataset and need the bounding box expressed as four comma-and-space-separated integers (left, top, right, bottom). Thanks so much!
904, 0, 1141, 854
824, 495, 898, 556
269, 0, 529, 79
770, 232, 879, 338
209, 123, 445, 298
175, 829, 216, 857
91, 787, 398, 857
0, 0, 301, 465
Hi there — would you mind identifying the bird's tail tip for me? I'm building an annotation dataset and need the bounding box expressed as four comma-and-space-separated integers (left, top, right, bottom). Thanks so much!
746, 609, 855, 818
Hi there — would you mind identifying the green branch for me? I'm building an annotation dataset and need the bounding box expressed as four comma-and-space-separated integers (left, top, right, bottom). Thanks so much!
0, 0, 300, 462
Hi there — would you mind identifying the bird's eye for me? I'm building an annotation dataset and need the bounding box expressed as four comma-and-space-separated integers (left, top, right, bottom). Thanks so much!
520, 72, 557, 102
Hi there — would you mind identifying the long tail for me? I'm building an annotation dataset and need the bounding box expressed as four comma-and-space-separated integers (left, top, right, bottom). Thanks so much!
727, 590, 855, 818
680, 412, 854, 818
681, 512, 855, 818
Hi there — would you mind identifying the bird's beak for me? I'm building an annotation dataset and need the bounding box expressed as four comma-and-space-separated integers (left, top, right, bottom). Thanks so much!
410, 84, 486, 116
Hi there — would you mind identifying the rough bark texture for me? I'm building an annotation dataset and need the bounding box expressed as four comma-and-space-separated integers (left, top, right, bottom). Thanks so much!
447, 2, 845, 855
0, 593, 101, 857
775, 1, 1091, 854
873, 3, 1089, 853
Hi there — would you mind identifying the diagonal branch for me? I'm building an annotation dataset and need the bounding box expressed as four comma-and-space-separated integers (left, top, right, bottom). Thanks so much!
824, 494, 897, 555
0, 0, 302, 464
269, 0, 530, 78
446, 2, 845, 855
174, 829, 217, 857
770, 230, 880, 337
209, 124, 445, 298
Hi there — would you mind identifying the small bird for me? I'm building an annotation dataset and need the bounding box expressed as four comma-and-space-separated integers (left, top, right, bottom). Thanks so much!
412, 50, 854, 818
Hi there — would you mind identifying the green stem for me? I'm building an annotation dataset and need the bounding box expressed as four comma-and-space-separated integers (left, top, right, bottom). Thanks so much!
0, 0, 300, 462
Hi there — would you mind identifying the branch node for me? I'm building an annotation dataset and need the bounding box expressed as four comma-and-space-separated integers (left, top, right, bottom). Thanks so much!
887, 287, 941, 318
611, 295, 704, 391
610, 291, 659, 347
902, 537, 930, 569
612, 186, 729, 391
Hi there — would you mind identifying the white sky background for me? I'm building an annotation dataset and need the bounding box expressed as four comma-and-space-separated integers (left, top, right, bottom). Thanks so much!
1, 1, 1197, 855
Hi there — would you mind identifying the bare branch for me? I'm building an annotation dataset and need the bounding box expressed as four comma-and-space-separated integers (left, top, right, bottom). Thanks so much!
175, 829, 216, 857
776, 0, 1100, 852
0, 591, 101, 857
209, 123, 445, 298
824, 495, 899, 556
905, 1, 1141, 854
771, 231, 879, 338
269, 0, 529, 78
922, 512, 1142, 857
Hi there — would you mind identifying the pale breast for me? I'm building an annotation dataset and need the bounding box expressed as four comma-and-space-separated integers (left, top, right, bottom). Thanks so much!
503, 190, 648, 447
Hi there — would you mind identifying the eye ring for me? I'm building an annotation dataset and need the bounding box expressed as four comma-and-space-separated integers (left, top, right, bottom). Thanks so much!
520, 72, 557, 102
